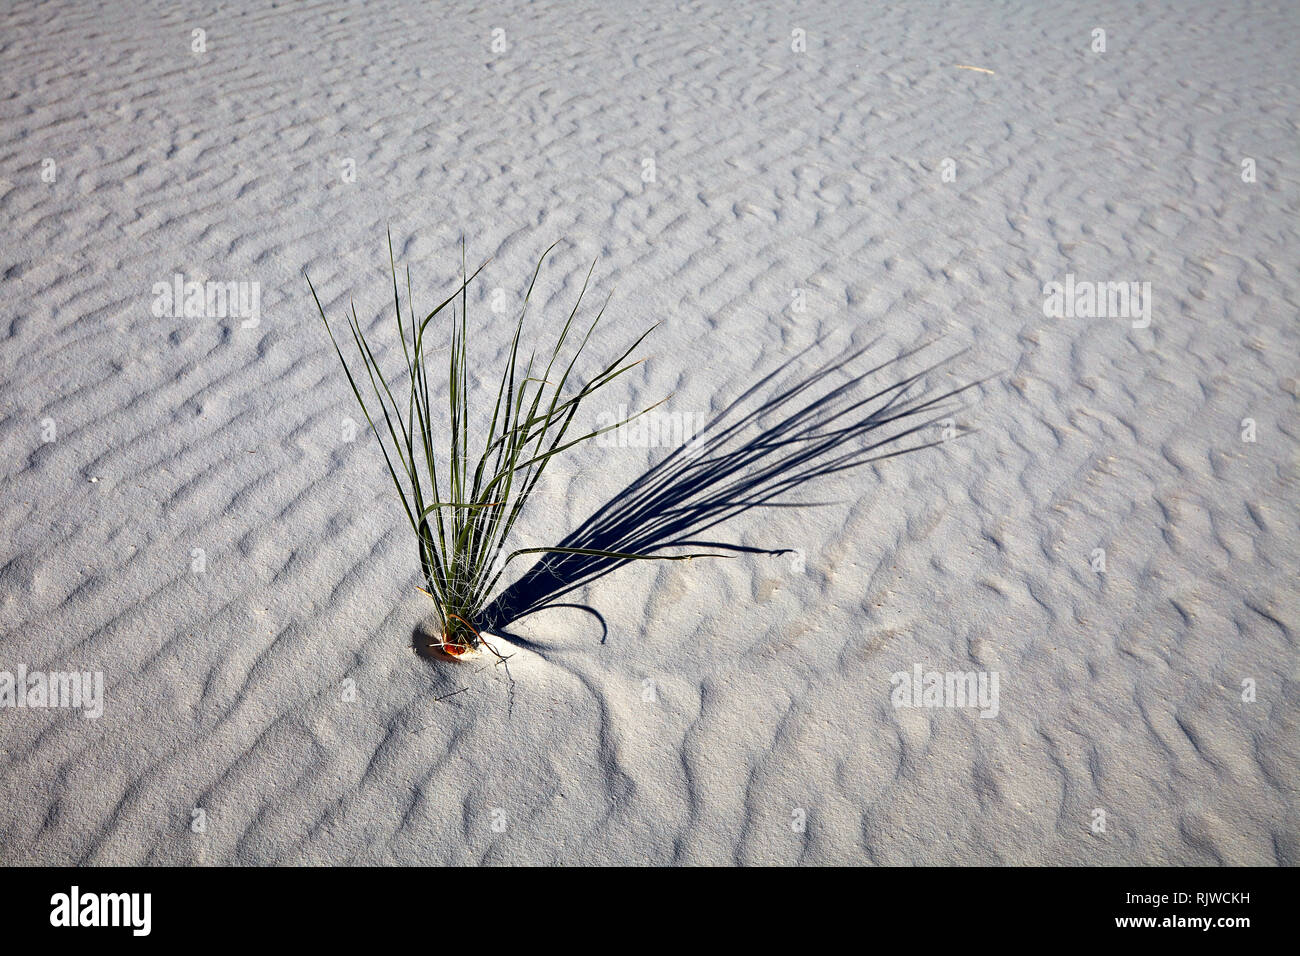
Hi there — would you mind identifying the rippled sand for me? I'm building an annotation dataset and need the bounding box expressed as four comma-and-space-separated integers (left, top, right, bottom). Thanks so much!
1, 0, 1296, 864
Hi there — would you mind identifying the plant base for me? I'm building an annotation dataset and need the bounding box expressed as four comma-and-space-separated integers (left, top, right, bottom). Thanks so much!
435, 615, 479, 658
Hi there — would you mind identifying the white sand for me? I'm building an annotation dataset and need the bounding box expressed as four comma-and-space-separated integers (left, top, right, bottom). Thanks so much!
1, 0, 1296, 865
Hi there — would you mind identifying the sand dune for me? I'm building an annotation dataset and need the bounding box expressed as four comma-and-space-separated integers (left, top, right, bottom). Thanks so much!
1, 0, 1297, 864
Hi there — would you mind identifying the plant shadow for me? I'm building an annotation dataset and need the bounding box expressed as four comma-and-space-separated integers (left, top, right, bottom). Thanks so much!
474, 337, 982, 645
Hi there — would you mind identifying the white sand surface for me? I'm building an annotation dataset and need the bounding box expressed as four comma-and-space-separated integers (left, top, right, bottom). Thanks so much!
1, 0, 1297, 865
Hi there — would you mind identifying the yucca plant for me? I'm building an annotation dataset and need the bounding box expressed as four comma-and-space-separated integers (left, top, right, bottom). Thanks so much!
307, 236, 721, 658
